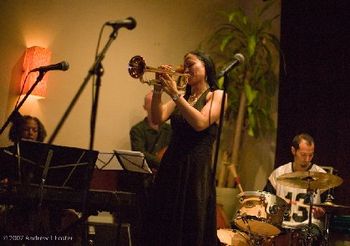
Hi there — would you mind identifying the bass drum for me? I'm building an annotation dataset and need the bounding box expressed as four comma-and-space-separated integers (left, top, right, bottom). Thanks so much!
234, 191, 288, 237
217, 229, 251, 246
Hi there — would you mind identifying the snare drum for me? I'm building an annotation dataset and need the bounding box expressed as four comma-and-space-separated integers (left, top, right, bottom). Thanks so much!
234, 191, 288, 237
217, 228, 251, 246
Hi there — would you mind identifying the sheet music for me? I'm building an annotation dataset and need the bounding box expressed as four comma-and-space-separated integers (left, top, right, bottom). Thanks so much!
95, 152, 123, 170
114, 149, 152, 174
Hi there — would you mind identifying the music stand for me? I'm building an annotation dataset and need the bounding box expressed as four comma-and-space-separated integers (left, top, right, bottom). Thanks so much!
0, 139, 99, 213
112, 150, 152, 245
0, 139, 98, 189
114, 149, 152, 174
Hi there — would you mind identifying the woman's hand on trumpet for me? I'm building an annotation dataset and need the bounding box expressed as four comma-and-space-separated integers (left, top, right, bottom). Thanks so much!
156, 65, 180, 98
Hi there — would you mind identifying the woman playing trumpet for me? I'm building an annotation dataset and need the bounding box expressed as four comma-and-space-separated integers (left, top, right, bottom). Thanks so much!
144, 51, 226, 246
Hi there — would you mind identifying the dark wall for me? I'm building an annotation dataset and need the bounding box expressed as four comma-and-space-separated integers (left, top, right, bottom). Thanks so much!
276, 1, 350, 204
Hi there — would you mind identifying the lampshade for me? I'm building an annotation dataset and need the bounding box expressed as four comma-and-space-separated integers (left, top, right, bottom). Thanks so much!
20, 46, 52, 98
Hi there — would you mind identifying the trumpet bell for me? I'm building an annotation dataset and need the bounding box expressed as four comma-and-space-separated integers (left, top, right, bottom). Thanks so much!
128, 55, 146, 79
128, 55, 189, 90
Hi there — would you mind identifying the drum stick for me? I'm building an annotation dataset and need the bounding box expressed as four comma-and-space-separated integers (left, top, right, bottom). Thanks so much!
227, 163, 244, 193
284, 198, 321, 209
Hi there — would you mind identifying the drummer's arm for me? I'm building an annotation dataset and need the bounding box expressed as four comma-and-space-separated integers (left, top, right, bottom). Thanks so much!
320, 189, 329, 202
313, 207, 325, 219
313, 189, 328, 219
263, 180, 276, 195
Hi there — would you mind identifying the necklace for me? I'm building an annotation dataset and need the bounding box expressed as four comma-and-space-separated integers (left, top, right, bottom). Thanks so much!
188, 88, 208, 106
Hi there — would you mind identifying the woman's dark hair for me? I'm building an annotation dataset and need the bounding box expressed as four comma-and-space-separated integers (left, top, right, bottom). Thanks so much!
184, 51, 218, 96
9, 115, 47, 142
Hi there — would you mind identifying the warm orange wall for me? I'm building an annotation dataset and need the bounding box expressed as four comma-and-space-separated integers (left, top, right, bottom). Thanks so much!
0, 0, 228, 150
0, 0, 280, 192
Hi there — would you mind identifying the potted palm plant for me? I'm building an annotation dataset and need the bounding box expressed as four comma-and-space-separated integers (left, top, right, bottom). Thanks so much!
204, 0, 282, 221
206, 0, 281, 186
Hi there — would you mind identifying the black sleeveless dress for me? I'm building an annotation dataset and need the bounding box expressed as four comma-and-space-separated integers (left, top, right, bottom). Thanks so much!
145, 90, 218, 246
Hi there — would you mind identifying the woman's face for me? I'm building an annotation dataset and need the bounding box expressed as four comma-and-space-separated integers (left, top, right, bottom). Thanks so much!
21, 119, 39, 141
183, 53, 206, 85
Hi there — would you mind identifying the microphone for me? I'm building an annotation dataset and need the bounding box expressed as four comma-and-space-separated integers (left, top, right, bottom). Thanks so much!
217, 53, 245, 78
30, 61, 70, 73
105, 17, 137, 30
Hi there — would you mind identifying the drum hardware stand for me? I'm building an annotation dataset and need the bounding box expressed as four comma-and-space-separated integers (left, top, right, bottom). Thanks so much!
322, 193, 334, 246
304, 176, 320, 246
248, 232, 268, 246
321, 167, 337, 246
240, 213, 249, 224
238, 216, 265, 246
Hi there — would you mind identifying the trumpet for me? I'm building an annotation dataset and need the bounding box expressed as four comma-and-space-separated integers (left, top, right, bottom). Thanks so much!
128, 55, 190, 90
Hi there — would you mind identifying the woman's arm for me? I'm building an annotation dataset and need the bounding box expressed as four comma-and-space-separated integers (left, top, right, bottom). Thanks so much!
151, 87, 176, 124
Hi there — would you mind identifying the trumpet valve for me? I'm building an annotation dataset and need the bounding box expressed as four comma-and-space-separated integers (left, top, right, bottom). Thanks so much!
175, 64, 185, 74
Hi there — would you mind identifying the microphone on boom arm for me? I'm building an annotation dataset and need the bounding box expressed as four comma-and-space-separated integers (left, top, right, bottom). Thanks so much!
217, 53, 245, 78
30, 61, 70, 73
105, 17, 137, 30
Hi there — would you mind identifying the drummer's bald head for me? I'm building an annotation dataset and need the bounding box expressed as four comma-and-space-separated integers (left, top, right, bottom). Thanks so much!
292, 133, 314, 150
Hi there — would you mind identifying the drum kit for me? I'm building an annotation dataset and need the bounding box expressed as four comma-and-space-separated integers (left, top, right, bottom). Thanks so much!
217, 171, 350, 246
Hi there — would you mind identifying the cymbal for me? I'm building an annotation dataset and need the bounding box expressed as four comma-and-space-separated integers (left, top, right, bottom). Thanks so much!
276, 171, 343, 190
315, 201, 350, 214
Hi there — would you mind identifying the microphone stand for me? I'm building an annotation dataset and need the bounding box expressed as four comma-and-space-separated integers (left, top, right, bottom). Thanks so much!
0, 71, 46, 189
47, 27, 120, 245
47, 28, 118, 145
212, 55, 243, 187
212, 73, 229, 184
0, 71, 46, 135
90, 63, 104, 150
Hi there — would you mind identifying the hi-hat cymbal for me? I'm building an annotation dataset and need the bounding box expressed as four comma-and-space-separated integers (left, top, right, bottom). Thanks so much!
317, 201, 350, 209
315, 201, 350, 215
276, 171, 343, 190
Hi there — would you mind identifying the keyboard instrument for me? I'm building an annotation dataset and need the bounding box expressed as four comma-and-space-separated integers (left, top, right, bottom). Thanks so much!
0, 183, 136, 213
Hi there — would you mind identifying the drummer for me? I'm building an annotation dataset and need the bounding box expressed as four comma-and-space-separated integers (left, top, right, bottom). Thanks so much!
264, 133, 327, 244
